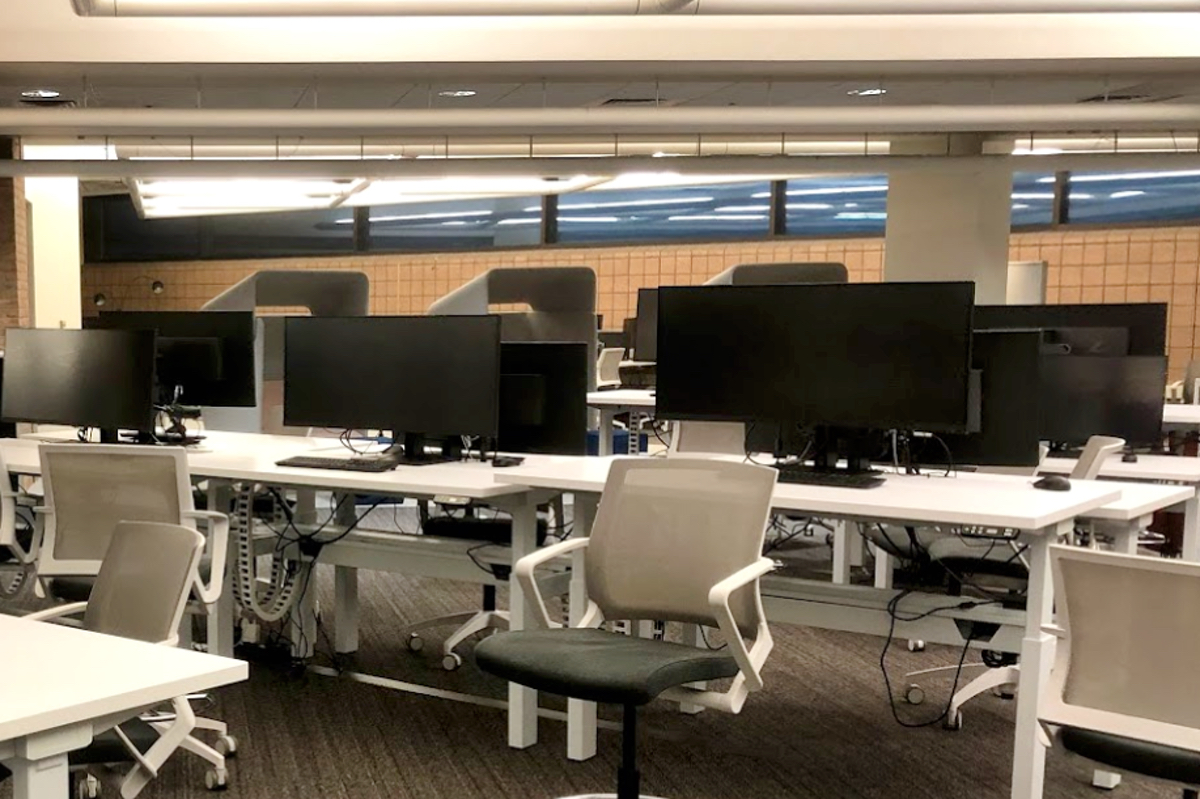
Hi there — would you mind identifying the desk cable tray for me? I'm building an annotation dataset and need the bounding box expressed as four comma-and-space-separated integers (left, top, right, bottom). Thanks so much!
230, 485, 308, 623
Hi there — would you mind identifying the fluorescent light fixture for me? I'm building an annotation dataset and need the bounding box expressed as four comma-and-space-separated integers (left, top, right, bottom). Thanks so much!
1011, 192, 1055, 200
847, 88, 887, 97
1067, 193, 1096, 200
496, 218, 542, 226
715, 205, 770, 212
558, 216, 621, 223
1110, 190, 1147, 199
1042, 169, 1200, 183
1012, 147, 1064, 156
844, 202, 859, 208
138, 178, 354, 197
836, 211, 887, 220
550, 196, 714, 211
668, 214, 766, 222
787, 203, 834, 211
348, 175, 602, 205
786, 185, 888, 197
1012, 203, 1031, 210
367, 210, 494, 223
437, 89, 477, 98
20, 89, 60, 100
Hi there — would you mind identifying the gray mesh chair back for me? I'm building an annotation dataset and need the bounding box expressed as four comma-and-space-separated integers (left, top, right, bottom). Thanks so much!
1043, 546, 1200, 751
1071, 435, 1125, 480
38, 445, 192, 576
705, 262, 848, 286
585, 458, 775, 634
84, 521, 204, 645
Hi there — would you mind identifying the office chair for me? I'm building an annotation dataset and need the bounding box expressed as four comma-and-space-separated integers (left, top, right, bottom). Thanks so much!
0, 521, 234, 797
596, 347, 624, 390
903, 435, 1125, 727
1040, 545, 1200, 799
666, 421, 746, 457
475, 458, 777, 799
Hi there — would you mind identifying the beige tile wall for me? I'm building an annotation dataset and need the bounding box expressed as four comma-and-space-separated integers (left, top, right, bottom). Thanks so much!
81, 224, 1200, 378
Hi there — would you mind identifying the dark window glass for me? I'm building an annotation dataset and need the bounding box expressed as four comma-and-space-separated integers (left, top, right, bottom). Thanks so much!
1066, 169, 1200, 224
556, 182, 771, 244
84, 195, 201, 262
783, 175, 888, 236
1011, 172, 1056, 227
367, 197, 541, 251
206, 208, 354, 258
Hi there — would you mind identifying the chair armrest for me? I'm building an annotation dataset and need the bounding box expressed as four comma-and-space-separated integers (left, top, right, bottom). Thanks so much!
1041, 623, 1066, 639
708, 557, 777, 692
182, 510, 229, 605
24, 601, 89, 623
514, 538, 590, 630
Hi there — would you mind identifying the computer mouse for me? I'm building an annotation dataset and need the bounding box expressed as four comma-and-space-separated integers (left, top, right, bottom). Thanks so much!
1033, 474, 1071, 492
1122, 452, 1139, 463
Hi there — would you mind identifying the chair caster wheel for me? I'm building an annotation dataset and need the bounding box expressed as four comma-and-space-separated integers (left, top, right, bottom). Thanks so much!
215, 734, 238, 757
442, 652, 463, 671
907, 640, 925, 652
943, 710, 963, 731
904, 685, 926, 706
407, 633, 424, 653
205, 768, 229, 791
76, 774, 100, 799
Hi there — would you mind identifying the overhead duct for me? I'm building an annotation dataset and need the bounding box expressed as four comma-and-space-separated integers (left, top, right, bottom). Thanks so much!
11, 104, 1200, 137
71, 0, 1200, 15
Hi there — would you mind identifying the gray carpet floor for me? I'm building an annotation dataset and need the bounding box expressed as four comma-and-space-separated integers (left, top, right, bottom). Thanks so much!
0, 519, 1178, 799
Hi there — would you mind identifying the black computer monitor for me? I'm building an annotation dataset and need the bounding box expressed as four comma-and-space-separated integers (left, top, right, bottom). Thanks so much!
621, 317, 637, 356
1038, 327, 1129, 357
974, 303, 1167, 356
283, 315, 501, 464
1039, 355, 1167, 448
656, 282, 975, 433
92, 311, 255, 407
634, 288, 659, 362
499, 342, 588, 455
1, 328, 157, 440
597, 330, 626, 350
915, 330, 1044, 468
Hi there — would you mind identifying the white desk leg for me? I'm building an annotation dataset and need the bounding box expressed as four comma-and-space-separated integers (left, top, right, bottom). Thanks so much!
568, 493, 599, 761
207, 482, 236, 659
849, 529, 865, 569
1011, 529, 1057, 799
598, 410, 615, 457
6, 725, 93, 799
628, 413, 642, 455
508, 500, 539, 750
1183, 493, 1200, 562
332, 494, 360, 654
832, 521, 852, 584
334, 567, 359, 654
679, 623, 707, 715
874, 548, 894, 590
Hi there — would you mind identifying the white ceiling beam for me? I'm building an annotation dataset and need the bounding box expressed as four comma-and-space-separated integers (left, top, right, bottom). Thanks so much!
8, 104, 1200, 136
72, 0, 1200, 16
6, 152, 1200, 178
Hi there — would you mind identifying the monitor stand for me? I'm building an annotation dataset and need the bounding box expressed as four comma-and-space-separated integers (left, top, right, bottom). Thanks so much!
777, 426, 883, 476
382, 432, 462, 467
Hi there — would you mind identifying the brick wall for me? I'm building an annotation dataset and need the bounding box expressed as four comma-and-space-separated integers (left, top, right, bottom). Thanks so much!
0, 177, 30, 344
81, 225, 1200, 379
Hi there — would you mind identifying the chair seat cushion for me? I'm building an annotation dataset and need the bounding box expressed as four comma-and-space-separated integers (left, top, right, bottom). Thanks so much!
1060, 726, 1200, 786
474, 628, 739, 706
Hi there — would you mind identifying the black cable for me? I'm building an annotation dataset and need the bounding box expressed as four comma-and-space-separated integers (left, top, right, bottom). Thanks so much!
879, 590, 998, 729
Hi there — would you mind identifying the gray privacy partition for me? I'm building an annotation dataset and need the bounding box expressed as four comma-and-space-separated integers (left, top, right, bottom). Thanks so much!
705, 262, 848, 286
201, 270, 371, 433
428, 266, 599, 390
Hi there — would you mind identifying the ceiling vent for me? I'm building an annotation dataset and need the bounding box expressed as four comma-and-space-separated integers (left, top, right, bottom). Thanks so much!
18, 98, 78, 108
1078, 91, 1181, 104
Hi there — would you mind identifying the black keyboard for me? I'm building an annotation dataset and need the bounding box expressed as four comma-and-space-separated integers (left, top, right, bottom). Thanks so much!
275, 455, 397, 473
775, 467, 885, 489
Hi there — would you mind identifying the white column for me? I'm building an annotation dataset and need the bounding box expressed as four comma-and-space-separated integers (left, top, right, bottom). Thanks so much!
884, 135, 1013, 304
21, 143, 109, 330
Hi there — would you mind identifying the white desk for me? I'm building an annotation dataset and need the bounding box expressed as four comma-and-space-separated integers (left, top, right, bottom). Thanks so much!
0, 614, 246, 799
1, 432, 553, 753
586, 390, 656, 456
494, 456, 1122, 799
1163, 403, 1200, 430
1041, 454, 1200, 560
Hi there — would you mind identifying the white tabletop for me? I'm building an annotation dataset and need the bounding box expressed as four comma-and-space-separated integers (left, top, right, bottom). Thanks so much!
953, 470, 1192, 521
2, 432, 540, 502
0, 615, 247, 743
586, 389, 656, 410
1164, 403, 1200, 428
494, 456, 1123, 531
1041, 453, 1200, 484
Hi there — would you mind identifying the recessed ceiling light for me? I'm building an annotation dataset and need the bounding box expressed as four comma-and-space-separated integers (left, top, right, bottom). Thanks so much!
437, 89, 477, 98
847, 87, 887, 97
20, 89, 60, 100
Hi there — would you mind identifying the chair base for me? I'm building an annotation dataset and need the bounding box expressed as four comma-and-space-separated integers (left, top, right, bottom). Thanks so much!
555, 794, 668, 798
